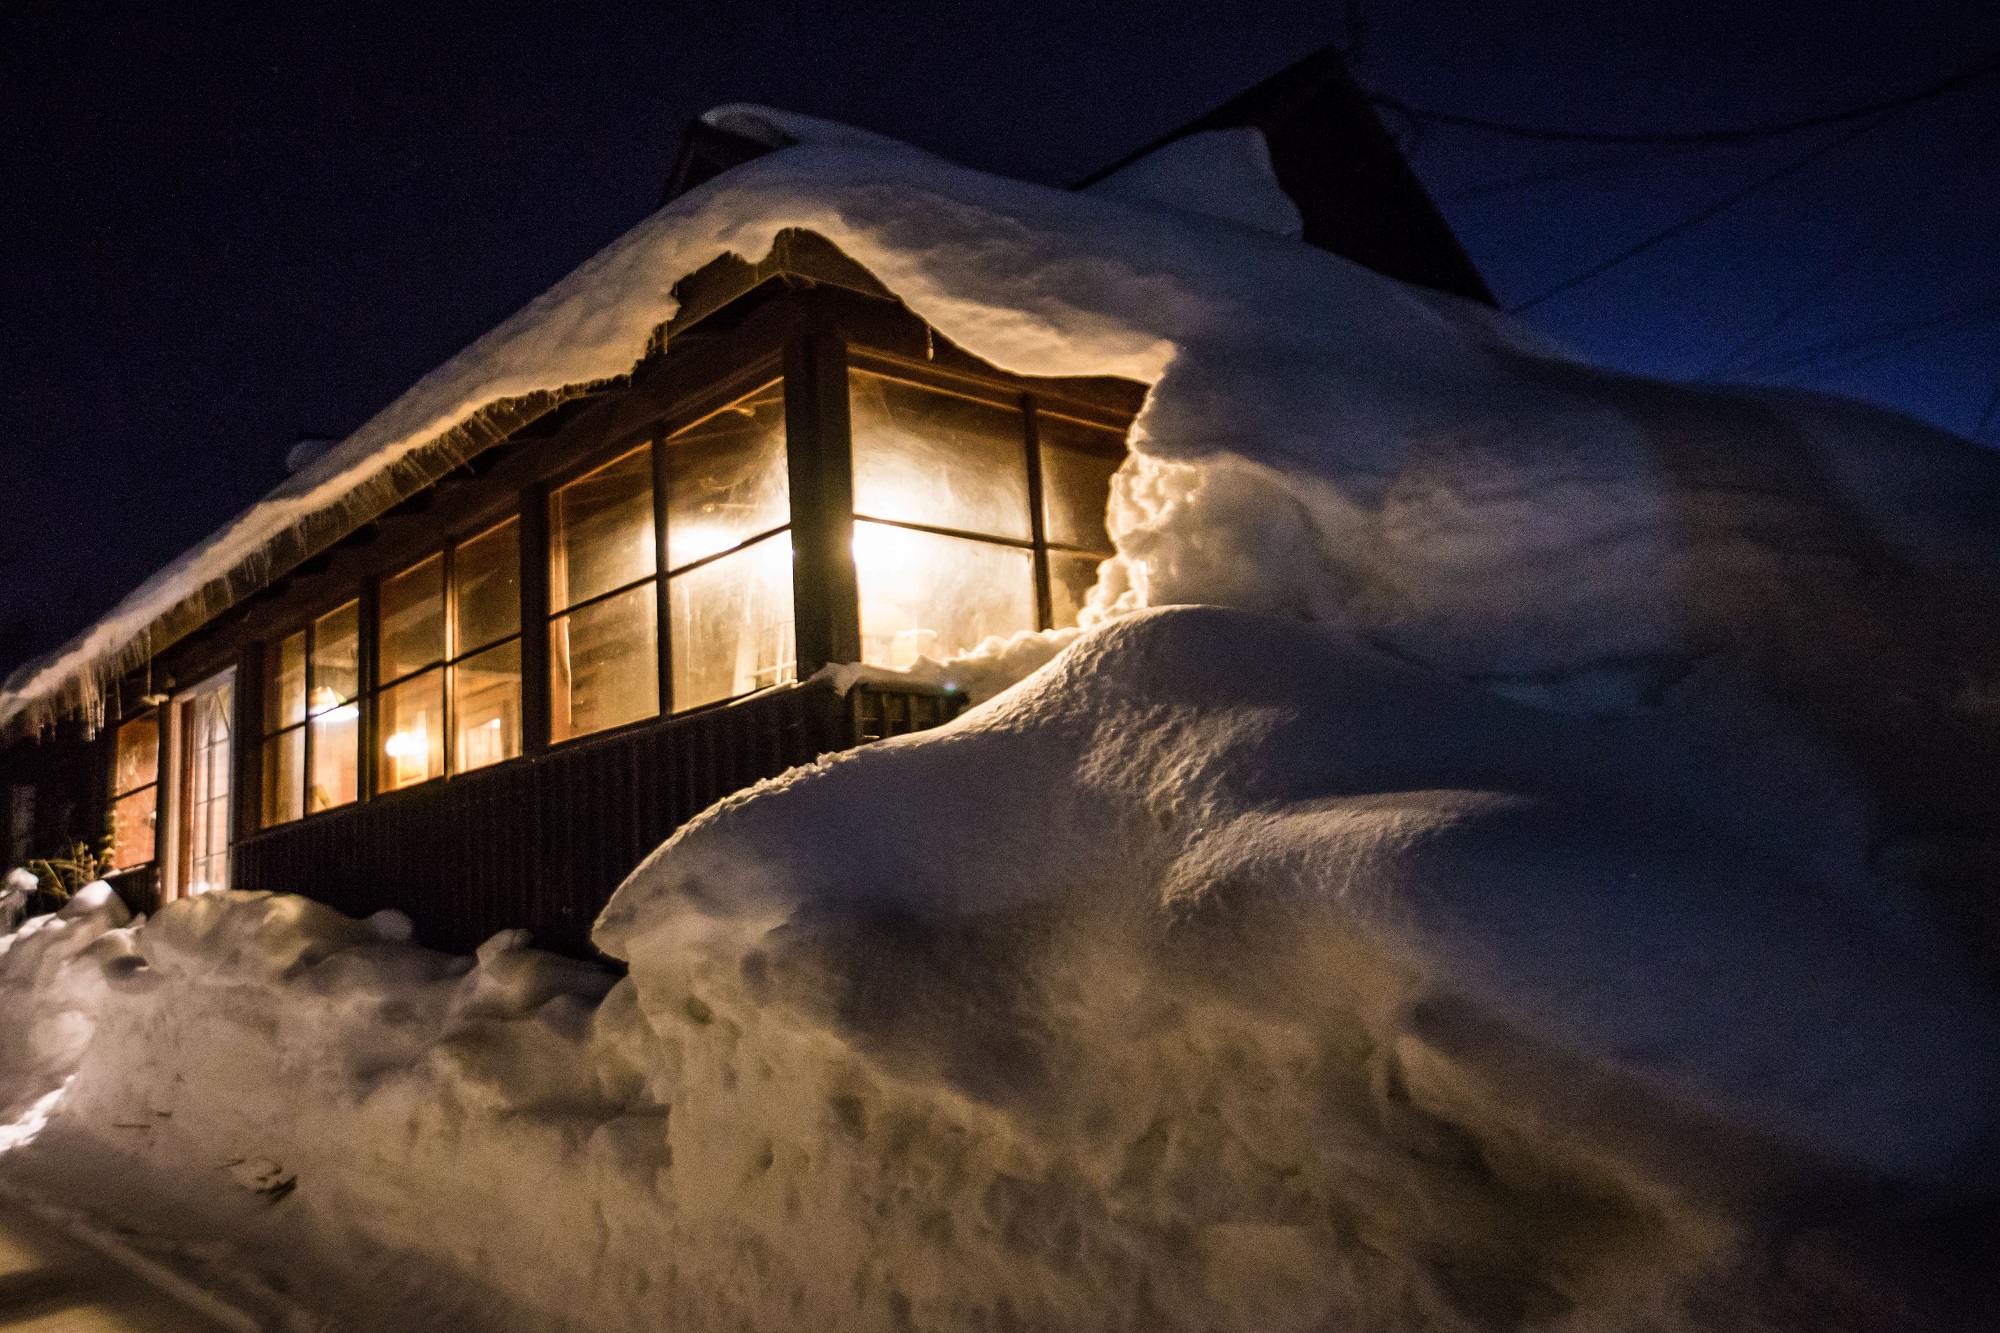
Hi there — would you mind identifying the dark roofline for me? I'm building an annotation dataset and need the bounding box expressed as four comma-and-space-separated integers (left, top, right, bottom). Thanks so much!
1079, 46, 1494, 305
664, 51, 1493, 306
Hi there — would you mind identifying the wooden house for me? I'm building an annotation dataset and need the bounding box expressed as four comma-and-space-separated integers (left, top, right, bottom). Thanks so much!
0, 48, 1486, 956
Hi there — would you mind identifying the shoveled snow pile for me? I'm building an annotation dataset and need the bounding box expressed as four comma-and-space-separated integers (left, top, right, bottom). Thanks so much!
3, 107, 2000, 1330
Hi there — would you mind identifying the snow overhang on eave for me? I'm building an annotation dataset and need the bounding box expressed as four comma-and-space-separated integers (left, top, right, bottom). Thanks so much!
0, 227, 908, 743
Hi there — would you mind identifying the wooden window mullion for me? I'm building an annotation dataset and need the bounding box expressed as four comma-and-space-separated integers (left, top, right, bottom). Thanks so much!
1021, 394, 1054, 632
519, 482, 553, 756
652, 437, 672, 714
783, 331, 860, 676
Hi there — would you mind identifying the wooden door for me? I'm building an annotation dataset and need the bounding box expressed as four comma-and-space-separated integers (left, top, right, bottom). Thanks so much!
173, 670, 235, 897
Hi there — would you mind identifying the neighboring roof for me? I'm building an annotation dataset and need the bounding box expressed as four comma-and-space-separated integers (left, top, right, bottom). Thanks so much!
1072, 45, 1494, 304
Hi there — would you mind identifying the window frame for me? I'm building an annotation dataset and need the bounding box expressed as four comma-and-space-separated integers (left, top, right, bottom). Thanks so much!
257, 597, 364, 827
108, 707, 161, 870
842, 351, 1125, 652
539, 361, 796, 746
372, 513, 526, 796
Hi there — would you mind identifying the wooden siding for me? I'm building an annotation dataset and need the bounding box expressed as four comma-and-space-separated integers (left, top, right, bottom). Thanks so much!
233, 679, 960, 957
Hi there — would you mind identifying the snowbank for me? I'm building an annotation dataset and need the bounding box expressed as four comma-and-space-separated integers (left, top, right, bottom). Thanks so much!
2, 106, 1998, 1329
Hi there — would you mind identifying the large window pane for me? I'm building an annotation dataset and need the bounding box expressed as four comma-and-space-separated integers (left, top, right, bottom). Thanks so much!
1038, 415, 1123, 553
261, 730, 304, 827
854, 521, 1037, 668
664, 383, 789, 569
380, 554, 445, 683
114, 713, 158, 797
111, 787, 156, 870
850, 371, 1032, 540
454, 640, 521, 773
311, 601, 361, 718
455, 518, 520, 654
1048, 551, 1105, 630
550, 584, 659, 741
379, 667, 445, 791
309, 710, 358, 812
550, 446, 655, 611
265, 631, 306, 732
668, 531, 796, 711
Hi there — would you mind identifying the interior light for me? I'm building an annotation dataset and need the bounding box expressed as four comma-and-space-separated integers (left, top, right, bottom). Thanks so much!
384, 728, 427, 760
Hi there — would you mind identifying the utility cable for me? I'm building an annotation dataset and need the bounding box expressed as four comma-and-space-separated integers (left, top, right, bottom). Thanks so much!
1968, 374, 2000, 442
1740, 292, 2000, 379
1707, 113, 2000, 376
1508, 110, 1899, 313
1369, 50, 2000, 146
1439, 140, 1692, 205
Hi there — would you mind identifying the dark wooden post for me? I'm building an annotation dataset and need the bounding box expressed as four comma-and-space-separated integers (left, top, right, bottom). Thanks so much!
519, 482, 553, 755
784, 330, 861, 675
233, 642, 264, 846
1022, 395, 1055, 632
651, 437, 674, 714
358, 578, 380, 800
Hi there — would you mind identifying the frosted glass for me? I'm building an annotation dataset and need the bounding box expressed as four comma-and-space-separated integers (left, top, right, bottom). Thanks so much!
854, 521, 1036, 668
1048, 550, 1104, 630
111, 787, 155, 869
114, 712, 158, 796
454, 640, 521, 773
1038, 415, 1123, 552
262, 730, 304, 827
266, 631, 306, 731
380, 554, 445, 684
379, 667, 445, 791
551, 584, 659, 741
310, 601, 360, 718
668, 532, 796, 712
850, 371, 1031, 540
309, 710, 358, 812
665, 382, 789, 570
455, 517, 520, 654
550, 445, 655, 611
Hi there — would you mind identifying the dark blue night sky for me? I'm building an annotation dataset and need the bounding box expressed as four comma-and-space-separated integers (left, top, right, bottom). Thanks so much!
4, 1, 1997, 677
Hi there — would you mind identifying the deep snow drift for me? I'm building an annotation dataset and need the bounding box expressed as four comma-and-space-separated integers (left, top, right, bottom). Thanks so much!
4, 107, 2000, 1330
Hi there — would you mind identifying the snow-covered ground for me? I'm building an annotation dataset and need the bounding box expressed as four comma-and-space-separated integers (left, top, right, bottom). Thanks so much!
5, 108, 2000, 1329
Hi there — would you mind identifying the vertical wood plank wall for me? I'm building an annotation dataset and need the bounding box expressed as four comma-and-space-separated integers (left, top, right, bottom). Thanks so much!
231, 680, 959, 957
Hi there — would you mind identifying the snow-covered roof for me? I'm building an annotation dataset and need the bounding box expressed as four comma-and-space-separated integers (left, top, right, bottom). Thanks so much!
7, 103, 1998, 754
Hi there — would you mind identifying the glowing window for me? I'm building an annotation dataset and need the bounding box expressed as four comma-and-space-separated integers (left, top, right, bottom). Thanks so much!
547, 381, 796, 738
668, 531, 796, 711
109, 711, 159, 870
850, 371, 1032, 540
549, 449, 660, 741
308, 602, 360, 814
375, 517, 525, 788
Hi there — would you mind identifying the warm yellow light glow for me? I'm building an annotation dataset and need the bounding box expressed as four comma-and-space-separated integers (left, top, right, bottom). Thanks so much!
310, 685, 358, 722
668, 520, 741, 569
384, 729, 426, 760
853, 522, 941, 668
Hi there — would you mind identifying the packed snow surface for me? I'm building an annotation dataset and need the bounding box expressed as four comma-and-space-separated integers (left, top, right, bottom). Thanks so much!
5, 108, 2000, 1329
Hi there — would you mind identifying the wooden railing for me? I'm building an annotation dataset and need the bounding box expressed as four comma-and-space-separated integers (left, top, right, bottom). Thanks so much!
233, 679, 962, 957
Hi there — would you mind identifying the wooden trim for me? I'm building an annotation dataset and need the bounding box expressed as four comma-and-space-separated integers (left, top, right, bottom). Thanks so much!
1022, 395, 1055, 632
845, 346, 1137, 430
518, 481, 553, 756
652, 434, 674, 714
358, 577, 381, 801
783, 331, 860, 676
232, 642, 264, 848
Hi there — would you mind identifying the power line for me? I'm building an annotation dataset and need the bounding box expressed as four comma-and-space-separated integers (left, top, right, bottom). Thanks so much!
1438, 140, 1690, 204
1708, 113, 2000, 376
1508, 110, 1899, 313
1739, 292, 2000, 379
1971, 375, 2000, 442
1369, 50, 2000, 146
